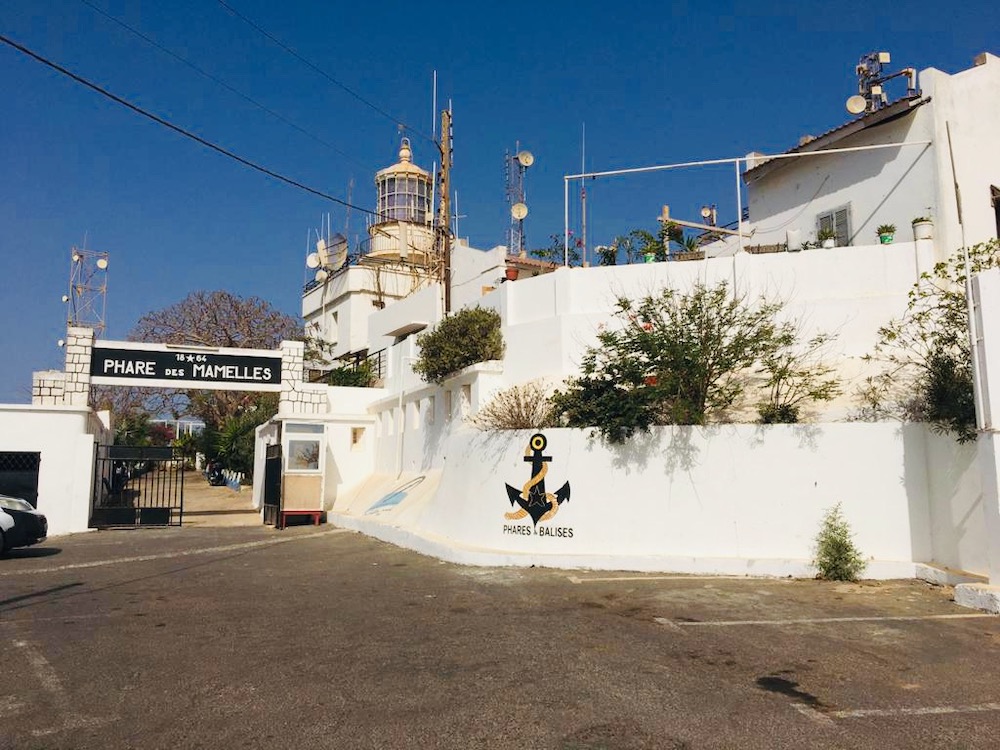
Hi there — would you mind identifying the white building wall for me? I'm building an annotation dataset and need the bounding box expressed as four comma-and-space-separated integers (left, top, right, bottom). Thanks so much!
746, 111, 938, 250
473, 241, 931, 419
331, 422, 984, 579
450, 242, 506, 310
922, 54, 1000, 253
0, 405, 101, 536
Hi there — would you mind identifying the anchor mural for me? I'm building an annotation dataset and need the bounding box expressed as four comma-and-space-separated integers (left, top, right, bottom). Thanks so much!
504, 433, 570, 526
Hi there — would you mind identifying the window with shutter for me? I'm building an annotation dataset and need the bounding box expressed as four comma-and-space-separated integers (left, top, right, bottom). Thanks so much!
816, 205, 852, 246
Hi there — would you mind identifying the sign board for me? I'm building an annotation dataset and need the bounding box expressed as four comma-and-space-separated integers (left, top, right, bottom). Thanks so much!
90, 340, 282, 391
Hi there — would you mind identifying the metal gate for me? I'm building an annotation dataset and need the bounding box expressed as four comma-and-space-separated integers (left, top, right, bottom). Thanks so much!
262, 443, 282, 526
91, 445, 184, 528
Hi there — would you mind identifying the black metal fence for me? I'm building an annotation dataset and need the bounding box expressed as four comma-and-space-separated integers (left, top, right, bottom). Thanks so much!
262, 444, 282, 526
91, 445, 184, 528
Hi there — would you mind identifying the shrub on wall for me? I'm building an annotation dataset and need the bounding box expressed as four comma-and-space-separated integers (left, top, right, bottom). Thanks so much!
325, 361, 375, 388
413, 307, 505, 385
858, 239, 1000, 442
470, 381, 558, 430
549, 281, 838, 443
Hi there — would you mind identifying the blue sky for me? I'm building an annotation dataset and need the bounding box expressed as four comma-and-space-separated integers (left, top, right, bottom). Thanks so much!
1, 0, 997, 402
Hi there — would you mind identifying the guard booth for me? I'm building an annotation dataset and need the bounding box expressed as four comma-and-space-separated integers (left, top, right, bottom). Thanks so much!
90, 445, 184, 527
262, 421, 326, 529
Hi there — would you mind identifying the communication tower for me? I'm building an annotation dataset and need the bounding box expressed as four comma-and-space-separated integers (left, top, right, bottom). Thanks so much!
505, 145, 533, 255
64, 246, 109, 336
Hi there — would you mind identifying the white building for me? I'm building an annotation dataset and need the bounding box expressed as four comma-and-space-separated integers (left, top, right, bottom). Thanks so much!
259, 53, 1000, 602
699, 51, 1000, 257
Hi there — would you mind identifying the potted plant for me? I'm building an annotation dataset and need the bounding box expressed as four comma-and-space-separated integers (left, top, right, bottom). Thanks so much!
504, 266, 519, 281
876, 223, 896, 244
817, 227, 837, 248
911, 216, 933, 241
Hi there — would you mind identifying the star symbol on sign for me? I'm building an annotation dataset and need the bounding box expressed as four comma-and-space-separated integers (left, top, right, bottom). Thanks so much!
527, 492, 548, 508
187, 355, 195, 362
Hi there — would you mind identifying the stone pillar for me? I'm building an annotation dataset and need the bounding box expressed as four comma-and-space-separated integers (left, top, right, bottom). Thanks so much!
31, 326, 95, 406
279, 340, 327, 416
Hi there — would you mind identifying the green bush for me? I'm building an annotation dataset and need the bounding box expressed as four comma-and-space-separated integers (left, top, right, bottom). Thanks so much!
413, 307, 505, 385
326, 361, 375, 387
859, 239, 1000, 442
549, 282, 798, 443
814, 503, 867, 581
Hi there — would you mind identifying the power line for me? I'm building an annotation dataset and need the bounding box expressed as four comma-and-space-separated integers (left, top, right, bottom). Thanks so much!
0, 33, 375, 216
214, 0, 435, 145
77, 0, 373, 173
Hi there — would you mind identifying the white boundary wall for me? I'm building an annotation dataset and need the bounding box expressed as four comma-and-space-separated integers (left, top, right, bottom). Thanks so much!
332, 423, 984, 580
0, 404, 110, 536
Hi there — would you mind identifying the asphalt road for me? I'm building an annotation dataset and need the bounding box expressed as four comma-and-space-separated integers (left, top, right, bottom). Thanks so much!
1, 526, 999, 749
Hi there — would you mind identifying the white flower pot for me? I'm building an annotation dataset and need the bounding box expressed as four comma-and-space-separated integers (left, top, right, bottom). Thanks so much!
821, 239, 835, 248
912, 221, 933, 241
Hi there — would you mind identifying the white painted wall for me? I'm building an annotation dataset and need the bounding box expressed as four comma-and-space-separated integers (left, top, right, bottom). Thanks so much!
478, 241, 930, 420
0, 405, 104, 536
450, 242, 506, 310
921, 54, 1000, 253
331, 422, 984, 579
746, 111, 937, 250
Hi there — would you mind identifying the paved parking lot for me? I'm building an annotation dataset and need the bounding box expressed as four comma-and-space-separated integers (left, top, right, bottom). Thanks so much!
1, 526, 999, 749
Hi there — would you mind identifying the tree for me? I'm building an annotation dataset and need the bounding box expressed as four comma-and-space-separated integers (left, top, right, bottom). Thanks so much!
550, 282, 837, 443
128, 290, 300, 429
859, 240, 1000, 442
413, 307, 505, 385
530, 233, 581, 266
814, 503, 867, 581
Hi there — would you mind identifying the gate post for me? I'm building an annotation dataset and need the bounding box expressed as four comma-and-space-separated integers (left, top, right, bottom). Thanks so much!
279, 340, 326, 416
32, 326, 95, 407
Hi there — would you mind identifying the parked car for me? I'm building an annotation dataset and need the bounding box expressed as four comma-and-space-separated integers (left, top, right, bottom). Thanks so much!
0, 493, 48, 554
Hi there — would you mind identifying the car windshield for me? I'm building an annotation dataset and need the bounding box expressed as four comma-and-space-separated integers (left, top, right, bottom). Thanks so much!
0, 495, 35, 512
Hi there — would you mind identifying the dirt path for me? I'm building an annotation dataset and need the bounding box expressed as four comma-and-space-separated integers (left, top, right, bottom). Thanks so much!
181, 475, 260, 527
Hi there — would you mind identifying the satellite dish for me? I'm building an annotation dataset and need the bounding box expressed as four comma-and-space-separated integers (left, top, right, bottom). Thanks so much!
328, 233, 347, 255
306, 252, 321, 269
315, 269, 329, 283
316, 237, 333, 268
846, 95, 867, 115
700, 206, 712, 219
96, 258, 109, 270
511, 202, 528, 220
516, 150, 534, 168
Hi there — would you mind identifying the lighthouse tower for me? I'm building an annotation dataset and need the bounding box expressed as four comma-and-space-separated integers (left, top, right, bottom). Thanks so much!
368, 137, 436, 263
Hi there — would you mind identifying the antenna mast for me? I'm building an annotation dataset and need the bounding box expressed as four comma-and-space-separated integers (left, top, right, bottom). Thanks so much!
65, 245, 109, 336
505, 142, 533, 256
580, 122, 587, 267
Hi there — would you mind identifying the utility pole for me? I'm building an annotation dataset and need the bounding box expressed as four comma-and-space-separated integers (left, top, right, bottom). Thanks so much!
438, 107, 453, 313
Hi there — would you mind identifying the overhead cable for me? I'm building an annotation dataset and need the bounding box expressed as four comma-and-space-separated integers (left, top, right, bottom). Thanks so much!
214, 0, 434, 144
0, 34, 374, 215
78, 0, 373, 173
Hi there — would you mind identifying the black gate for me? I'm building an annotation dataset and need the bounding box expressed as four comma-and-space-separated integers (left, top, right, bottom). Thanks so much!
262, 443, 282, 526
91, 445, 184, 528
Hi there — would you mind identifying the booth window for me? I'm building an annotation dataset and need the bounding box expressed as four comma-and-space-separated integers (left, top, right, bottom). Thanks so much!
285, 423, 323, 473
